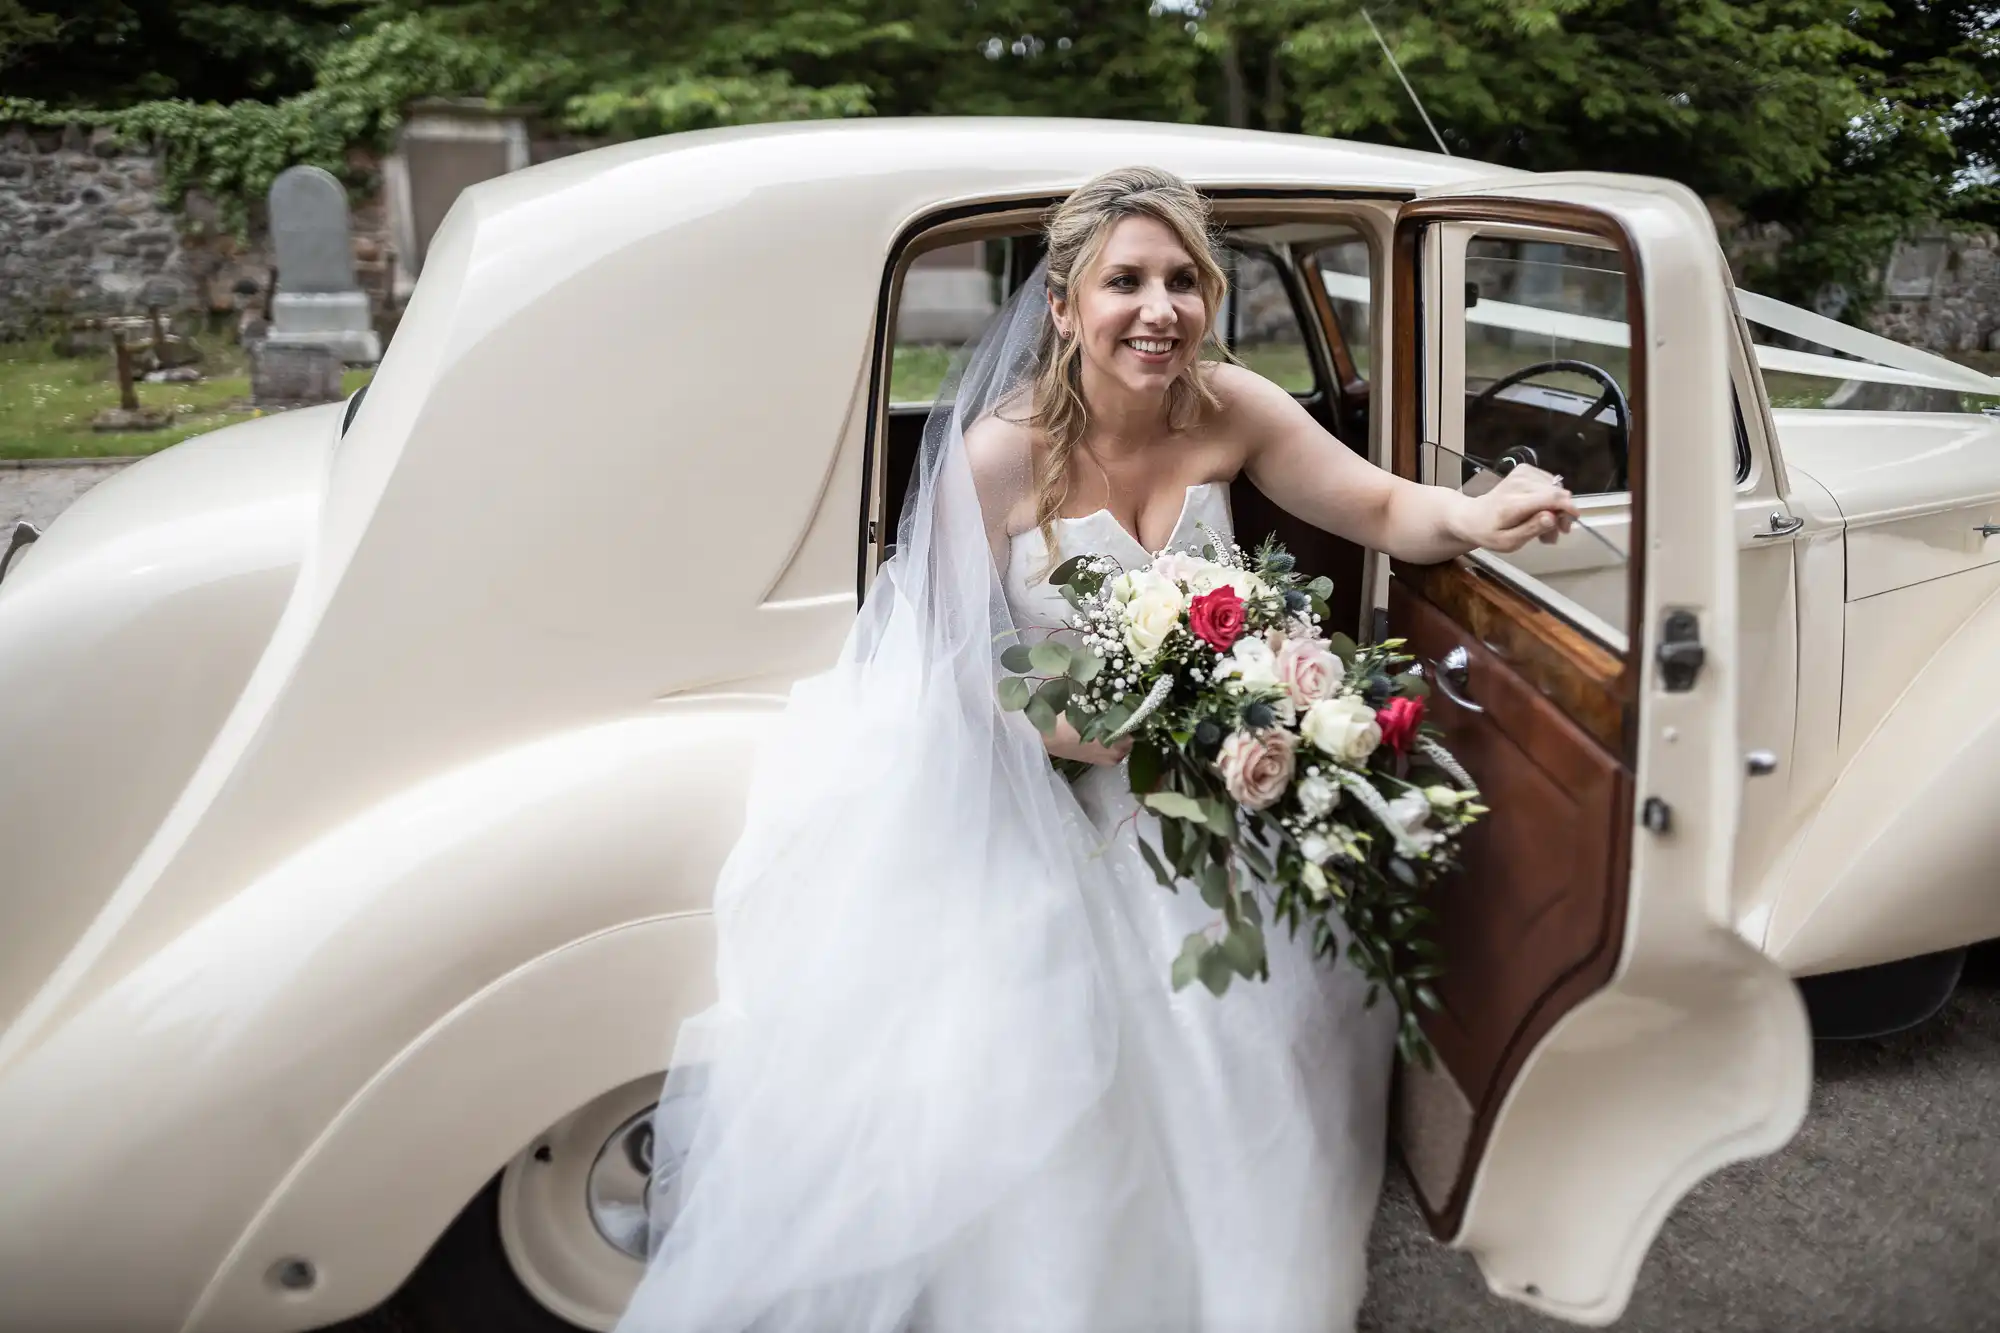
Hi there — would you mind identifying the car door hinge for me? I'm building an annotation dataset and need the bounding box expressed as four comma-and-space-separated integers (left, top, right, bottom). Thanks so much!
1655, 609, 1704, 691
1641, 796, 1672, 834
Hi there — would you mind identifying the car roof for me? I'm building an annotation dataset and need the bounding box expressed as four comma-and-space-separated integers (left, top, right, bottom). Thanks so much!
464, 115, 1519, 228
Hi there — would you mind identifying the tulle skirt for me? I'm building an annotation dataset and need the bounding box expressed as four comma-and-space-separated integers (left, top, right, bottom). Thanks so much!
912, 766, 1396, 1333
616, 660, 1393, 1333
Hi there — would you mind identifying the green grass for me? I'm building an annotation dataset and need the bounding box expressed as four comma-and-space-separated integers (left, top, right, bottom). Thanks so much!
0, 339, 373, 460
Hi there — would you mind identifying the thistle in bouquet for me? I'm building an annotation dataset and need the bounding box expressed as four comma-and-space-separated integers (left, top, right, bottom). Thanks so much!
998, 530, 1486, 1066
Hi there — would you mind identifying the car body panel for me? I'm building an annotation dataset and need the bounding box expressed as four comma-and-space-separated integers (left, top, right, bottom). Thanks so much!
0, 407, 329, 1036
0, 704, 760, 1332
1760, 575, 2000, 974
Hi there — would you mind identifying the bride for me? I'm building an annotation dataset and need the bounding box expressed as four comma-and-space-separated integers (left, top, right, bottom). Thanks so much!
616, 167, 1576, 1333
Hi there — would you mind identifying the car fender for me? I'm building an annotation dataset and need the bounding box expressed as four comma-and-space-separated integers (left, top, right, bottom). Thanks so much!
185, 913, 709, 1333
1762, 582, 2000, 975
0, 702, 770, 1333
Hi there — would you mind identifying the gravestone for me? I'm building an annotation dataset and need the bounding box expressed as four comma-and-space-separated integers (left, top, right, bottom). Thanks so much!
250, 342, 344, 408
266, 165, 381, 364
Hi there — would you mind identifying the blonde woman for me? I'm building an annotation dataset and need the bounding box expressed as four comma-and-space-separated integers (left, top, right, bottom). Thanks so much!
617, 169, 1575, 1333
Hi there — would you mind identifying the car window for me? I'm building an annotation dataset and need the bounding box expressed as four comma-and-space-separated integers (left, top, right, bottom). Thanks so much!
1312, 235, 1374, 382
1460, 236, 1634, 498
1425, 233, 1636, 645
1216, 247, 1316, 394
888, 240, 1003, 404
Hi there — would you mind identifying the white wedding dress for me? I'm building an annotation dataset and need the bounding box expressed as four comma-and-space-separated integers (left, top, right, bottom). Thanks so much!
925, 479, 1395, 1332
616, 272, 1392, 1333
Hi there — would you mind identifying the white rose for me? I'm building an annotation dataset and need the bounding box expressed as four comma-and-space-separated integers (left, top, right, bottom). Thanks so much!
1297, 773, 1340, 819
1213, 638, 1279, 692
1386, 789, 1445, 851
1118, 570, 1185, 664
1190, 563, 1265, 601
1298, 831, 1334, 864
1301, 695, 1382, 764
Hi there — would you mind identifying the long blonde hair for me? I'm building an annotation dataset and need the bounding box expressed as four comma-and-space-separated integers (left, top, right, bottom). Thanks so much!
1029, 166, 1232, 562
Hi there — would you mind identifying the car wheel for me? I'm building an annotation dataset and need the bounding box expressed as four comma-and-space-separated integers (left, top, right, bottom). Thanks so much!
349, 1074, 682, 1333
1797, 946, 1967, 1040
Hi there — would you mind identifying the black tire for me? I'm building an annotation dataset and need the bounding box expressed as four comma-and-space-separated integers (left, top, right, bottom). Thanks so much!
320, 1174, 583, 1333
1798, 946, 1967, 1041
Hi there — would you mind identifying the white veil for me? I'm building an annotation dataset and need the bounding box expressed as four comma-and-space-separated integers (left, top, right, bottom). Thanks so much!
618, 264, 1123, 1332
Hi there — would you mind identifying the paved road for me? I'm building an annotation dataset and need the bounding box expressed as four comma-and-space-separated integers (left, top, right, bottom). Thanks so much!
1359, 947, 2000, 1332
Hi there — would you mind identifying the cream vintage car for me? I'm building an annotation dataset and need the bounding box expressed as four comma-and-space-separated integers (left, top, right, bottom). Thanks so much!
2, 118, 1998, 1333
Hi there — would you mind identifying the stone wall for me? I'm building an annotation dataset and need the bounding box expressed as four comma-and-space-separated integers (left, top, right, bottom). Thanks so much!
1871, 230, 2000, 354
0, 122, 396, 342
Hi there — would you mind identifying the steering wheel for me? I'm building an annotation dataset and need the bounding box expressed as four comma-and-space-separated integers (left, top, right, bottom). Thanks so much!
1467, 358, 1631, 491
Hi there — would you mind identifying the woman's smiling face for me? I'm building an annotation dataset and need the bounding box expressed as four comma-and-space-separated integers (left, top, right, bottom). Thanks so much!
1051, 214, 1209, 404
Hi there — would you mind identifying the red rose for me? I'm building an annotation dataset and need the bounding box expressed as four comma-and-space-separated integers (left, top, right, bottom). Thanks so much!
1188, 586, 1247, 652
1377, 695, 1424, 755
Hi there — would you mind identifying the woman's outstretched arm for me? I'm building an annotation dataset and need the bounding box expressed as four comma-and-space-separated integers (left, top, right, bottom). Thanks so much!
1219, 364, 1577, 564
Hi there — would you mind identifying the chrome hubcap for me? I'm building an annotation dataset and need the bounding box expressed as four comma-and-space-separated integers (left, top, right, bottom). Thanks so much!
585, 1077, 704, 1261
585, 1107, 655, 1260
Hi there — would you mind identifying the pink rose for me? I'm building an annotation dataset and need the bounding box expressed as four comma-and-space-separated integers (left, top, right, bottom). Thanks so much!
1216, 728, 1296, 811
1275, 638, 1341, 710
1150, 551, 1204, 586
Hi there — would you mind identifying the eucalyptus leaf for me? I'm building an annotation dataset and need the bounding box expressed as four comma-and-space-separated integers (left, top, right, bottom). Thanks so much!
1198, 862, 1229, 909
1049, 554, 1089, 585
1171, 935, 1208, 991
1161, 816, 1184, 867
1029, 641, 1074, 675
1025, 694, 1058, 735
1000, 643, 1035, 673
1138, 837, 1176, 890
1034, 677, 1072, 711
1128, 742, 1163, 794
1219, 919, 1265, 976
1068, 651, 1103, 683
1327, 631, 1358, 663
1201, 799, 1236, 838
1197, 948, 1235, 997
997, 676, 1031, 711
1144, 791, 1208, 822
1307, 576, 1335, 600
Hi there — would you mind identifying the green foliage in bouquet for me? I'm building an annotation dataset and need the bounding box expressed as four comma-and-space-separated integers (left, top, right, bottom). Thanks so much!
999, 532, 1484, 1066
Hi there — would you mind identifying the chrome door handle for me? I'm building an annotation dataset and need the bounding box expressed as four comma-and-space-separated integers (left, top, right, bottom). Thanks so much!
1427, 645, 1484, 714
1752, 511, 1804, 539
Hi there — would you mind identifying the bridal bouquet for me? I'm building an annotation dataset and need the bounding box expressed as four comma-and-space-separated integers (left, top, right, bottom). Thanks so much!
997, 532, 1483, 1064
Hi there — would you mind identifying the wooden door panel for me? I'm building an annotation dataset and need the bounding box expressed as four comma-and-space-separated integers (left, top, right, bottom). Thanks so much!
1392, 573, 1631, 1237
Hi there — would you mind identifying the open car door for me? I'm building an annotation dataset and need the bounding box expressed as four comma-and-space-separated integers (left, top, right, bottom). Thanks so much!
1384, 176, 1812, 1324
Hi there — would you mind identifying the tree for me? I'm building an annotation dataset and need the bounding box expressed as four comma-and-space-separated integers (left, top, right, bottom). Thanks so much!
2, 1, 369, 106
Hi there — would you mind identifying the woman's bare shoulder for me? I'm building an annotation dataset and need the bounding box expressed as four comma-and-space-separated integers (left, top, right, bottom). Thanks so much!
963, 405, 1040, 493
962, 405, 1043, 535
1201, 359, 1297, 415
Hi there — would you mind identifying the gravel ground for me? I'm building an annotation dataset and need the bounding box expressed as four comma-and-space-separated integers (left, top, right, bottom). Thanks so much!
1359, 947, 2000, 1333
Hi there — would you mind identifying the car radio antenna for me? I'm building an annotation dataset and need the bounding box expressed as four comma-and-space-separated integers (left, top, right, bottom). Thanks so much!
1361, 7, 1451, 156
